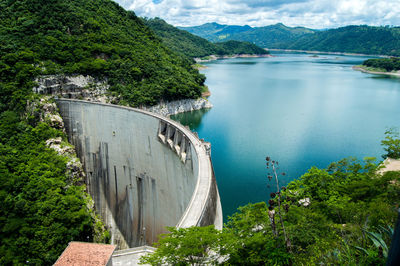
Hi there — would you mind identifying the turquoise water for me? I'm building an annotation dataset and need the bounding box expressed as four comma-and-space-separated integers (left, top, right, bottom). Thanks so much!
171, 53, 400, 219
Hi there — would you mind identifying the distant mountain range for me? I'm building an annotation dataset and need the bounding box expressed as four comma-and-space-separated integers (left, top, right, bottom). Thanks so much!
143, 18, 268, 59
179, 22, 315, 48
179, 23, 400, 56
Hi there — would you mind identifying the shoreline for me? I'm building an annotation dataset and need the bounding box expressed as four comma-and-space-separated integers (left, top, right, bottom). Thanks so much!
142, 98, 212, 117
194, 53, 271, 63
267, 48, 388, 58
353, 65, 400, 77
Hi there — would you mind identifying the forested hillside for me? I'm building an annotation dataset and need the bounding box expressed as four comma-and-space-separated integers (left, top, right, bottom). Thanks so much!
143, 18, 268, 59
0, 0, 206, 109
362, 57, 400, 72
231, 23, 316, 48
181, 23, 400, 56
289, 25, 400, 56
213, 40, 269, 56
0, 0, 212, 264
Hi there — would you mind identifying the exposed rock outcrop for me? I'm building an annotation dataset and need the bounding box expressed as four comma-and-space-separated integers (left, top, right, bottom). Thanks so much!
377, 158, 400, 175
46, 137, 85, 185
34, 75, 213, 116
143, 98, 212, 116
41, 97, 110, 243
34, 75, 113, 103
41, 97, 65, 129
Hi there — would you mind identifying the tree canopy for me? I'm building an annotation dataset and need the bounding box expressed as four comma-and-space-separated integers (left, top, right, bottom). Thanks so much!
0, 0, 206, 108
141, 156, 400, 265
362, 58, 400, 72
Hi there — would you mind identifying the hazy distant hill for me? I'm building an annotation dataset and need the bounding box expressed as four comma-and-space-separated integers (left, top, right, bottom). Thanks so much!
144, 18, 268, 58
180, 23, 400, 56
179, 22, 253, 42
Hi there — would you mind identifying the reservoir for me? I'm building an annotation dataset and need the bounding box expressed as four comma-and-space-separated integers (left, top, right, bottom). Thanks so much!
171, 53, 400, 219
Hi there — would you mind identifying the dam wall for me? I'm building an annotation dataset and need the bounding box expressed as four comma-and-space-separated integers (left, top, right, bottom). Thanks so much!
56, 99, 222, 249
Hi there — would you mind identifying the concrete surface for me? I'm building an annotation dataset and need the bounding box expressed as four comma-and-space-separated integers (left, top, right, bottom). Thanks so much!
112, 246, 155, 266
57, 99, 222, 250
378, 158, 400, 174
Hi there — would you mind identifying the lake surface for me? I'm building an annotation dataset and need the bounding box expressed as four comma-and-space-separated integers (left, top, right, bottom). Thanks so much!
171, 53, 400, 219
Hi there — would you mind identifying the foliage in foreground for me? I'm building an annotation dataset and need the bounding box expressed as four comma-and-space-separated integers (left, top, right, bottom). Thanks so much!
141, 158, 400, 265
0, 111, 109, 265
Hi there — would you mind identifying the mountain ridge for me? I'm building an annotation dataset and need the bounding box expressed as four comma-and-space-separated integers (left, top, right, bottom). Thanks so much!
144, 18, 268, 59
179, 22, 316, 44
180, 22, 400, 56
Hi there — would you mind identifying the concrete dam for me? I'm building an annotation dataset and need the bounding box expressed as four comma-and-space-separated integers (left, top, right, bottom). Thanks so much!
56, 99, 222, 249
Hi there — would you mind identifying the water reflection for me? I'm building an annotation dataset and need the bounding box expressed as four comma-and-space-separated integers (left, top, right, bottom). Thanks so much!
224, 61, 258, 65
171, 108, 210, 130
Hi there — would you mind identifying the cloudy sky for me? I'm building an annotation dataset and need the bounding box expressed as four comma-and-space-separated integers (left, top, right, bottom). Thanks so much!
115, 0, 400, 29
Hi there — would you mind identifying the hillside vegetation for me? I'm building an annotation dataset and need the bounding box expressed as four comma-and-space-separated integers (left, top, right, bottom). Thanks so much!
1, 0, 206, 109
142, 155, 400, 265
144, 18, 268, 59
0, 0, 214, 264
289, 25, 400, 56
362, 57, 400, 72
181, 23, 400, 56
214, 40, 269, 56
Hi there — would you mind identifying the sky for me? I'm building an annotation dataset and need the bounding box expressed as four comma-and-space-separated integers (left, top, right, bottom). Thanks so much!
115, 0, 400, 29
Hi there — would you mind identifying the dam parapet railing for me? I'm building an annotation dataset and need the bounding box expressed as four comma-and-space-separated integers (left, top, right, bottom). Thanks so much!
56, 99, 222, 249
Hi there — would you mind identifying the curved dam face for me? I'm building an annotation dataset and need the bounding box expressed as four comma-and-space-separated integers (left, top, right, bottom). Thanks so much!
56, 99, 222, 249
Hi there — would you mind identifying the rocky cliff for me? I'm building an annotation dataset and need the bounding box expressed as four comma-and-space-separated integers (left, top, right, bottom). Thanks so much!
34, 75, 212, 116
34, 75, 112, 103
143, 98, 213, 116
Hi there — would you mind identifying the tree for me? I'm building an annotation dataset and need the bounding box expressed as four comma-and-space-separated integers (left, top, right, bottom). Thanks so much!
266, 157, 292, 252
139, 226, 227, 265
140, 155, 399, 265
381, 128, 400, 159
139, 204, 291, 265
224, 202, 291, 265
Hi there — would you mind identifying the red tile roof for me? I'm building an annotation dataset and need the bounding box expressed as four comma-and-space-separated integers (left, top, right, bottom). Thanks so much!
54, 242, 116, 266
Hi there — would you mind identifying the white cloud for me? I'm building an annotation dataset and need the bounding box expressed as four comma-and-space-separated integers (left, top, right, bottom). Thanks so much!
116, 0, 400, 28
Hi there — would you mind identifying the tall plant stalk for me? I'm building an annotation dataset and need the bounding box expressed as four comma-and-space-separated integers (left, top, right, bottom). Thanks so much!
266, 157, 292, 252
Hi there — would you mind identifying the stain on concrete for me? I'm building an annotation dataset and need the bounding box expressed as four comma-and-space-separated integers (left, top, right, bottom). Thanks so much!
57, 99, 222, 250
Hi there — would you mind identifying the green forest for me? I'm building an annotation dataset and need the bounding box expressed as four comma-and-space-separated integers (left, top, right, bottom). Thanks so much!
289, 25, 400, 56
142, 136, 400, 265
181, 23, 400, 56
362, 57, 400, 72
0, 0, 207, 109
143, 18, 268, 59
